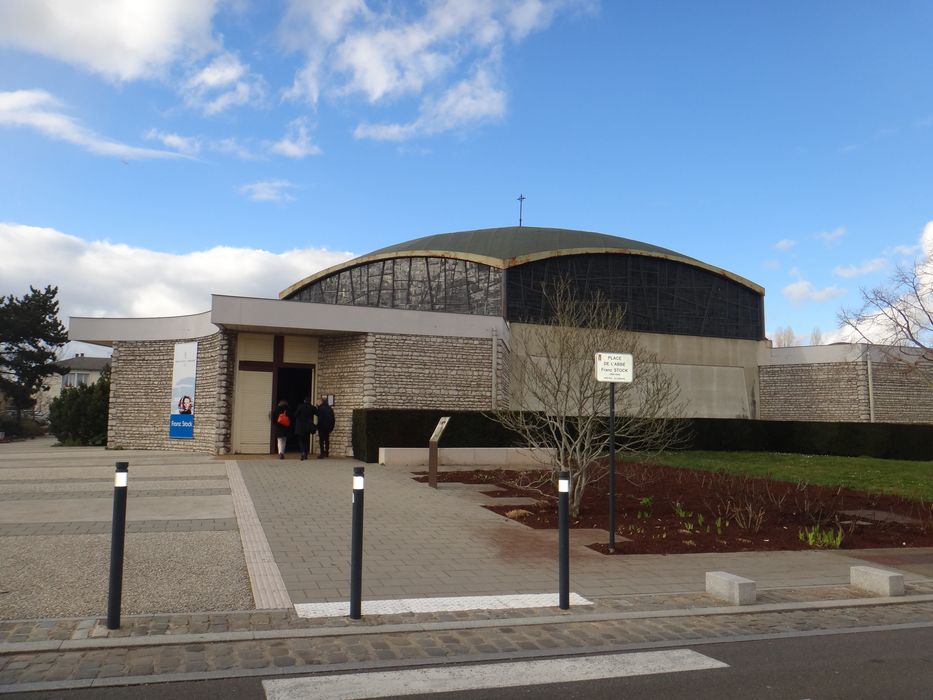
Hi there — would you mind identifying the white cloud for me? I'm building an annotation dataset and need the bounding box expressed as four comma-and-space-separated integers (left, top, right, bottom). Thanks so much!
884, 243, 921, 257
0, 222, 355, 319
210, 137, 261, 160
833, 257, 887, 279
0, 0, 219, 81
145, 129, 202, 155
922, 220, 933, 259
270, 117, 322, 158
815, 226, 845, 246
182, 53, 266, 115
782, 279, 847, 305
762, 259, 780, 270
283, 0, 578, 136
773, 239, 796, 251
354, 65, 506, 140
238, 180, 299, 202
0, 89, 184, 159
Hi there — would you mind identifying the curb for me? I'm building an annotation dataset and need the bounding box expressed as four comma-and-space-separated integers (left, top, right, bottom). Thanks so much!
3, 592, 933, 656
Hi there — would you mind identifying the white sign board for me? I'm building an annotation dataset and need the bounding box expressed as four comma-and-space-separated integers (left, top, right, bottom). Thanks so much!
430, 416, 451, 443
595, 352, 634, 383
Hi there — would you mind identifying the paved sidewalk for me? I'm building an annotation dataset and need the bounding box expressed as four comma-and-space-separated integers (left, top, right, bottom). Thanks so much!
2, 438, 932, 693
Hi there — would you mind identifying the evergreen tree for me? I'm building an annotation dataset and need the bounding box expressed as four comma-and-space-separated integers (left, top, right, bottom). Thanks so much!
49, 369, 110, 446
0, 286, 68, 419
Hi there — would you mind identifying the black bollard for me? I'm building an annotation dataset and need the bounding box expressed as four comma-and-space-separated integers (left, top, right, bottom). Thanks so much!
558, 470, 570, 610
107, 461, 129, 629
349, 466, 365, 620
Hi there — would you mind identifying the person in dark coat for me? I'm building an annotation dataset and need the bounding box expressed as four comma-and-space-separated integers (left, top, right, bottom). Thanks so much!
293, 396, 317, 461
315, 397, 335, 458
271, 400, 290, 459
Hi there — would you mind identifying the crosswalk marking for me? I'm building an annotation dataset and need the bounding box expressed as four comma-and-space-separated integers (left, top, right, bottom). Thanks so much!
263, 649, 728, 699
294, 592, 593, 618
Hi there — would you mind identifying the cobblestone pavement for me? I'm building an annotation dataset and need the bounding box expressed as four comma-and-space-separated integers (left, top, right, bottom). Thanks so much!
2, 590, 933, 692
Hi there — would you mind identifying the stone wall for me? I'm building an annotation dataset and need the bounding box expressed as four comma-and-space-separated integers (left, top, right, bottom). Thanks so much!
759, 362, 868, 422
871, 361, 933, 423
108, 331, 234, 453
759, 358, 933, 424
371, 334, 498, 410
317, 334, 369, 456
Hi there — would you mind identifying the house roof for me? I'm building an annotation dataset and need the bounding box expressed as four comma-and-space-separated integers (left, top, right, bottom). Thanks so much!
60, 356, 111, 372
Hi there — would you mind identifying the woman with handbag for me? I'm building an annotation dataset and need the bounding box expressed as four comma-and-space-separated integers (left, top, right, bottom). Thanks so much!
271, 400, 291, 459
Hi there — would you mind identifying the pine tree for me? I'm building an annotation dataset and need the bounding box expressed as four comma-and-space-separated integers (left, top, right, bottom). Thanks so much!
0, 285, 68, 419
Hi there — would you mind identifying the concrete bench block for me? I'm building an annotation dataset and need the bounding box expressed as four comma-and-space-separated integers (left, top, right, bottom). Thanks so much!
850, 566, 905, 597
706, 571, 756, 605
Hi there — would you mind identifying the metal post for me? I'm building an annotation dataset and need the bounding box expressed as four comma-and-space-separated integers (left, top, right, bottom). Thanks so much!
428, 439, 438, 489
558, 470, 570, 610
608, 382, 616, 553
349, 466, 365, 620
107, 461, 129, 630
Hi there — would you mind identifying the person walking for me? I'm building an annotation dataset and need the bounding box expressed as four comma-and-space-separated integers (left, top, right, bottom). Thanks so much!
316, 396, 335, 458
293, 396, 317, 461
271, 400, 291, 459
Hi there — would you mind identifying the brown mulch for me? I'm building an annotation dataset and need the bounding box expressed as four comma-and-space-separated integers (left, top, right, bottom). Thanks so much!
414, 464, 933, 555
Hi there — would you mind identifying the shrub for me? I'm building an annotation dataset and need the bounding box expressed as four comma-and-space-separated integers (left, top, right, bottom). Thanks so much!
49, 375, 109, 446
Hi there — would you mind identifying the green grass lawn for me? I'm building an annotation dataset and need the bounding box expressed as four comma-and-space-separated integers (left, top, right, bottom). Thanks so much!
646, 451, 933, 501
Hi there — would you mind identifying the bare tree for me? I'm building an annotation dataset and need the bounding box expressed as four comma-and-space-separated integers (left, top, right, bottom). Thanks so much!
809, 327, 823, 346
772, 326, 798, 347
838, 261, 932, 384
493, 279, 687, 516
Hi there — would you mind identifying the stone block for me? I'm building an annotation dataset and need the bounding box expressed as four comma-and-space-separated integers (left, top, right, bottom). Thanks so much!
850, 565, 905, 597
706, 571, 756, 605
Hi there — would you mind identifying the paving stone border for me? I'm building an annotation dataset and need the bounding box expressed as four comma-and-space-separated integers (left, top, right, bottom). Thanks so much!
0, 519, 239, 537
0, 489, 231, 501
2, 597, 933, 692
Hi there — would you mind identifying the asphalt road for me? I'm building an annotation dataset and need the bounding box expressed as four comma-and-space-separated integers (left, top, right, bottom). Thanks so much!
8, 625, 933, 700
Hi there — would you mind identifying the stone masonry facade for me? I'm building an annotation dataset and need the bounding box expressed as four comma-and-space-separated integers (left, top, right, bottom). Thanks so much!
870, 360, 933, 423
108, 331, 235, 453
371, 334, 498, 410
316, 334, 368, 457
314, 332, 503, 456
759, 359, 932, 423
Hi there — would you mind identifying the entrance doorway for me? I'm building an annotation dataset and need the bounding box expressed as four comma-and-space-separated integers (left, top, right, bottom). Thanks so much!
274, 367, 314, 454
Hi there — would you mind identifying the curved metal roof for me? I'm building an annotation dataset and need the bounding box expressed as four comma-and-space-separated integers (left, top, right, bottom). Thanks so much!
367, 226, 691, 263
280, 226, 763, 298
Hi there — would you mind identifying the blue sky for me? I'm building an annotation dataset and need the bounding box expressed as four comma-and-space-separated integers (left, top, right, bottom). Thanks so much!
2, 0, 932, 348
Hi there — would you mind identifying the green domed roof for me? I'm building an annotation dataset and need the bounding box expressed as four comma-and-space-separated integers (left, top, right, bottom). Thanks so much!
367, 226, 699, 266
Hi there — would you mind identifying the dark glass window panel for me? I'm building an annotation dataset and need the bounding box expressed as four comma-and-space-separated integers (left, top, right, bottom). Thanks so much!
505, 254, 763, 340
287, 256, 503, 316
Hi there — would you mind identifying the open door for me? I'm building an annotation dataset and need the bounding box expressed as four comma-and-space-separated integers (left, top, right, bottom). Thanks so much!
273, 367, 314, 453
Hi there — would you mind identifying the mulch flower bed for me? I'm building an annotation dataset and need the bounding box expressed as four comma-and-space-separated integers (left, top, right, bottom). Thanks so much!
415, 463, 933, 555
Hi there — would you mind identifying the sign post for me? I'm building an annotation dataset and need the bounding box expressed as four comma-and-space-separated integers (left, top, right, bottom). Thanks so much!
428, 416, 450, 489
595, 353, 634, 553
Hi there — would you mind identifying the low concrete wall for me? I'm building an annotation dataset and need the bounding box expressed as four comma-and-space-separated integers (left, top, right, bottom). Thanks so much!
378, 447, 555, 467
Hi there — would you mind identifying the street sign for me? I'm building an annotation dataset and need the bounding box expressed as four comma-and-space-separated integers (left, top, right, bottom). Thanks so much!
594, 352, 634, 383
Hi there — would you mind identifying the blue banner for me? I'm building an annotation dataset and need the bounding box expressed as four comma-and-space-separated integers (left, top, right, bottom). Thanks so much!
169, 414, 194, 439
169, 341, 197, 440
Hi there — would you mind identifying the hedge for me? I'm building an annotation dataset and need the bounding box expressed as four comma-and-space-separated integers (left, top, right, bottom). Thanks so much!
351, 409, 933, 463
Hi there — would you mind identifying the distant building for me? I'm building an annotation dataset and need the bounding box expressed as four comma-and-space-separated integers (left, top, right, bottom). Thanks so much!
34, 354, 111, 418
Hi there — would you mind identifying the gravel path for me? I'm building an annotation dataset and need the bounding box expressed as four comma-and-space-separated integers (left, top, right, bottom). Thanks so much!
0, 531, 253, 620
